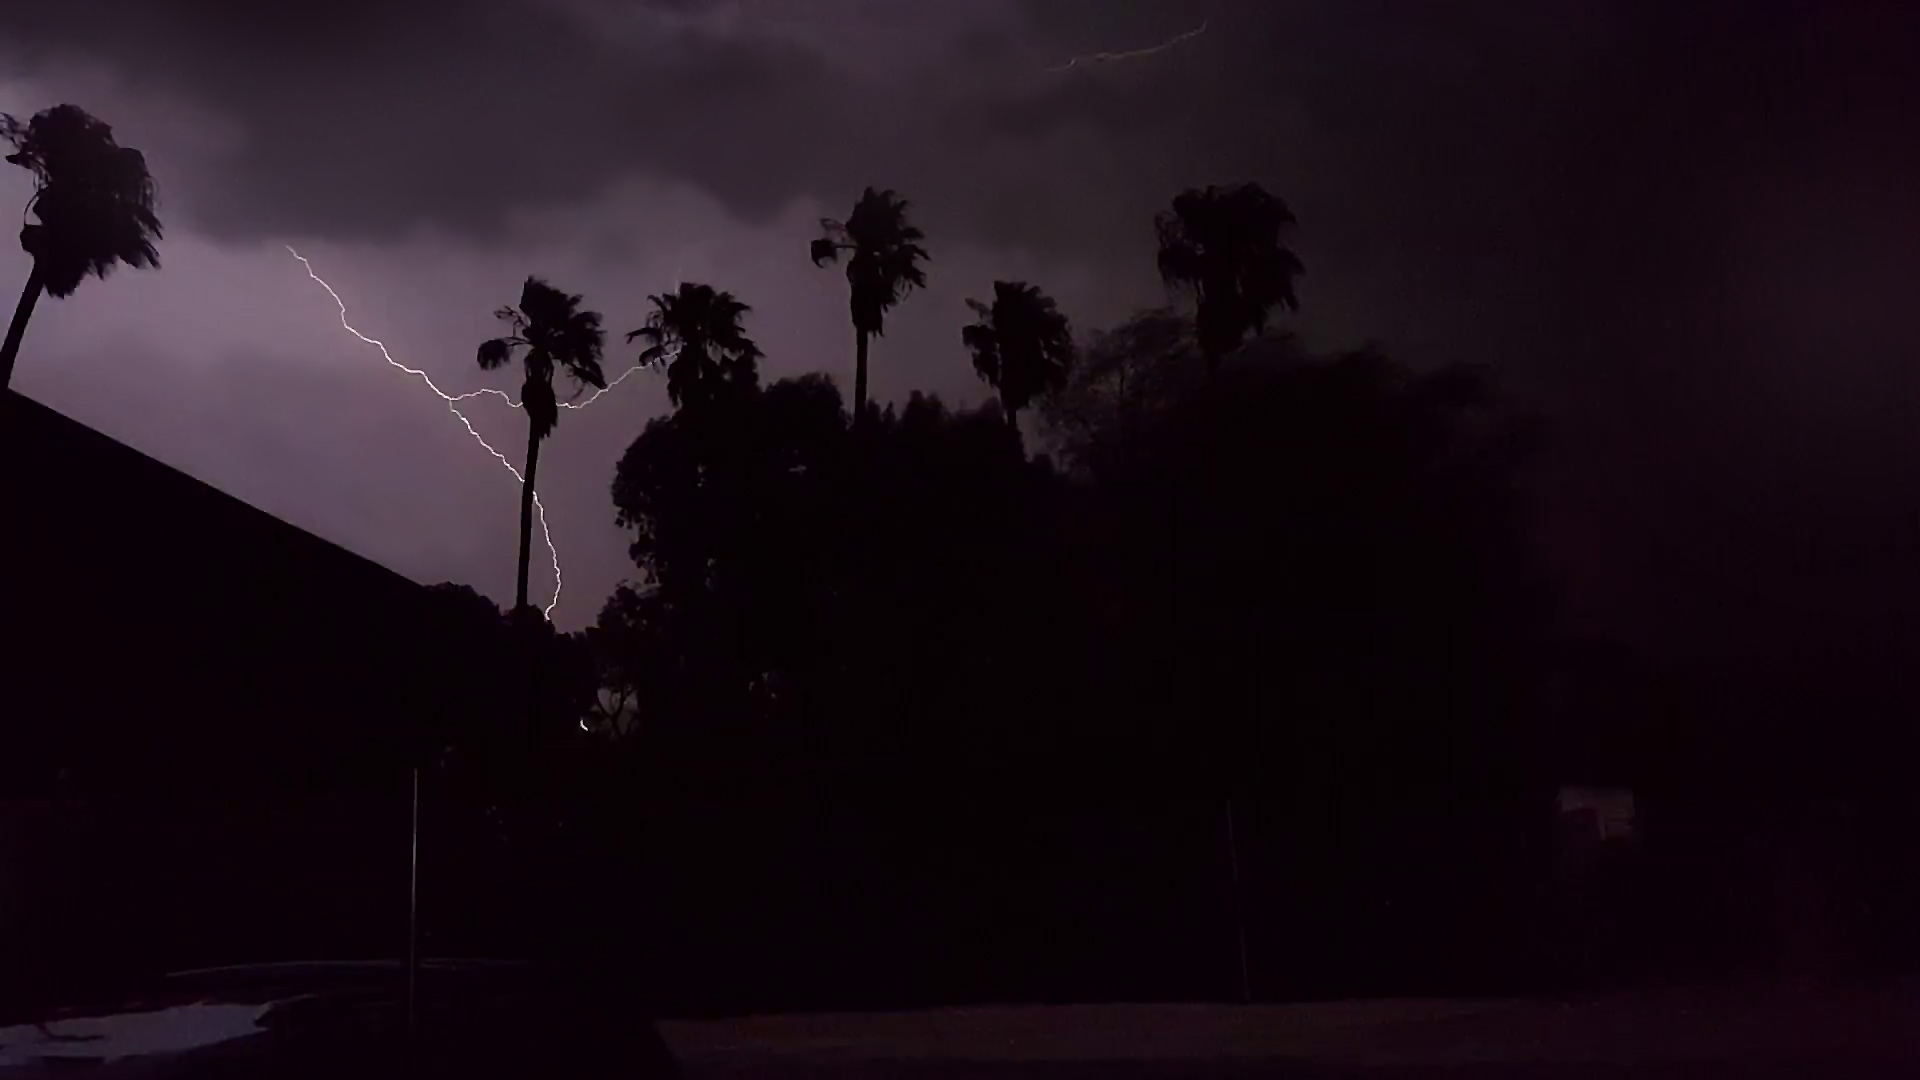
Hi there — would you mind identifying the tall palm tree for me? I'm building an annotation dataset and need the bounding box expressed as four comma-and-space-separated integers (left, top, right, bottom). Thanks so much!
1154, 182, 1302, 372
961, 280, 1076, 432
477, 277, 606, 614
0, 104, 162, 390
811, 187, 928, 424
1156, 183, 1301, 1004
627, 282, 761, 412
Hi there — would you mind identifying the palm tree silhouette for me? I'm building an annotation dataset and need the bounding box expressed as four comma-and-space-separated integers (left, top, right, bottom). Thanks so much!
1156, 187, 1300, 986
0, 104, 162, 390
962, 280, 1076, 432
1154, 183, 1301, 371
477, 278, 606, 614
627, 282, 762, 412
811, 187, 928, 425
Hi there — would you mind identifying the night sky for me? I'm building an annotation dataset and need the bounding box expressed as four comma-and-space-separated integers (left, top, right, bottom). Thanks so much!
3, 1, 1917, 659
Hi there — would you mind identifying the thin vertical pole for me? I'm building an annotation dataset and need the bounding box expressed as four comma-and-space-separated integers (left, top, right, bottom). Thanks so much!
1226, 794, 1252, 1002
408, 766, 421, 1037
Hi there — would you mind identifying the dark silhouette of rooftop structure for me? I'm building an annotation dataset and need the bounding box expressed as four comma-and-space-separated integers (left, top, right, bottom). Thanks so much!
0, 390, 482, 1009
1, 389, 447, 796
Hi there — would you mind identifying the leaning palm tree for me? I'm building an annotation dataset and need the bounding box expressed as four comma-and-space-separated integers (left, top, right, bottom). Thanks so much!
477, 278, 606, 614
961, 280, 1075, 432
1, 104, 162, 389
810, 187, 928, 424
627, 282, 761, 413
1154, 182, 1301, 372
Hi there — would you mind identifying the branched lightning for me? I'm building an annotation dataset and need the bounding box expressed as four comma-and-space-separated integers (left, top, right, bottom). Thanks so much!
1045, 17, 1209, 73
288, 246, 645, 620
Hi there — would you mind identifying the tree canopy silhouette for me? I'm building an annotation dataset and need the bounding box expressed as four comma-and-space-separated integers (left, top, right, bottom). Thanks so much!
593, 311, 1545, 875
1155, 183, 1302, 371
477, 277, 607, 613
607, 374, 1059, 757
418, 582, 597, 789
0, 104, 161, 390
811, 187, 929, 424
962, 280, 1076, 432
1039, 306, 1204, 474
627, 282, 761, 412
609, 374, 852, 730
1072, 339, 1542, 788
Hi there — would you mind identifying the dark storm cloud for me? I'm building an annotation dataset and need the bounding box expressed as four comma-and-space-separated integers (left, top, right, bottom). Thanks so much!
2, 0, 1203, 254
0, 0, 1604, 280
1, 0, 1571, 263
0, 0, 881, 240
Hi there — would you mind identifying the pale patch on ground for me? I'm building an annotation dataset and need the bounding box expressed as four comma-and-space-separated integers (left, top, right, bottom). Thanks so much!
0, 1002, 270, 1068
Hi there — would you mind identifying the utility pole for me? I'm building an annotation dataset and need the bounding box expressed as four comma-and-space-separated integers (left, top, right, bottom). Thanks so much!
407, 766, 421, 1039
1227, 794, 1252, 1002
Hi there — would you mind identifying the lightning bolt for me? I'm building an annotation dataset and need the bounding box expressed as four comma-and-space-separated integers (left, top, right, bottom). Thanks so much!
287, 246, 645, 621
1045, 17, 1209, 73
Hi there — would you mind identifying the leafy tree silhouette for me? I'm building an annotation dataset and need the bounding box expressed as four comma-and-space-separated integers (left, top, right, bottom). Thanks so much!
811, 187, 929, 425
1039, 306, 1203, 474
419, 581, 599, 785
586, 302, 1550, 1005
611, 374, 1057, 767
611, 374, 852, 731
962, 280, 1076, 433
417, 582, 522, 773
477, 278, 607, 613
0, 105, 161, 390
582, 584, 659, 741
627, 282, 761, 413
1154, 183, 1302, 371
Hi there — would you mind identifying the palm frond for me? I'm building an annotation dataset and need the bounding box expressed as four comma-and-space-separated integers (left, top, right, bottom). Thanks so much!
1154, 182, 1303, 364
963, 279, 1076, 419
826, 185, 930, 339
478, 275, 604, 433
571, 355, 608, 391
6, 104, 164, 298
629, 280, 761, 411
477, 337, 517, 370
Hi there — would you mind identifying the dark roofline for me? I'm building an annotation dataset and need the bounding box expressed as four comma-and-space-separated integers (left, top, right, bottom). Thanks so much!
4, 389, 424, 598
4, 388, 465, 795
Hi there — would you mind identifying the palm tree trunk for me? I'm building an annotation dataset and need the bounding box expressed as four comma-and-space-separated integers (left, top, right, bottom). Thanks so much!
516, 421, 542, 613
0, 262, 47, 392
853, 328, 870, 426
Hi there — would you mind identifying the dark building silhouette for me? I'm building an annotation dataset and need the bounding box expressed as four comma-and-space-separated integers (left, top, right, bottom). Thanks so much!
1, 389, 446, 790
0, 390, 453, 1009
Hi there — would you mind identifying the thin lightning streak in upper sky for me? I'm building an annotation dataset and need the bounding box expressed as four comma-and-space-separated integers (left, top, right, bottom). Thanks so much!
287, 246, 640, 620
1044, 17, 1209, 73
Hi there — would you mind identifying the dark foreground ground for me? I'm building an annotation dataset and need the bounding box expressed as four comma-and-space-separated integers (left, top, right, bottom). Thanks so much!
662, 982, 1920, 1079
8, 977, 1920, 1078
